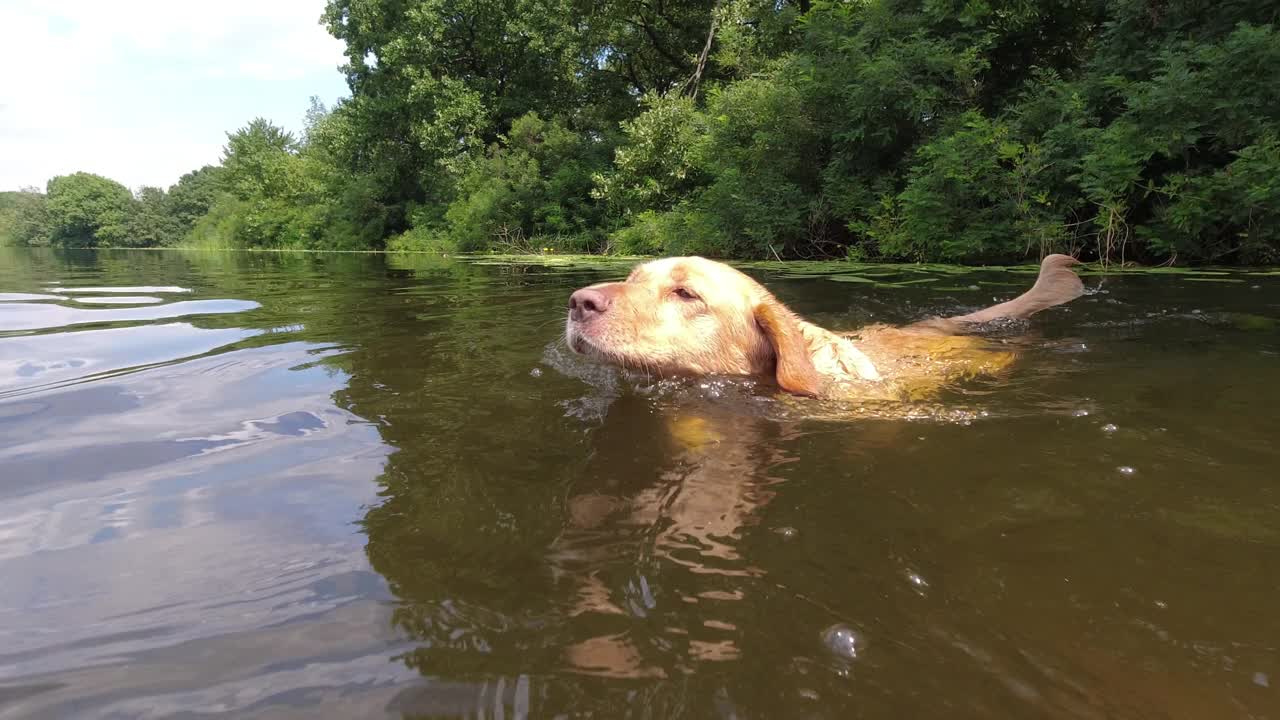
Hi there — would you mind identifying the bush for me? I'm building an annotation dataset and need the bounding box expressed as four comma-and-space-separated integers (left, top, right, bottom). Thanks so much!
876, 113, 1065, 261
440, 113, 611, 251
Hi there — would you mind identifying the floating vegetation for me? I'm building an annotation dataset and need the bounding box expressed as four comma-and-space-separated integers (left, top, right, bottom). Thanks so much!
825, 275, 879, 284
440, 255, 1276, 292
1225, 313, 1278, 332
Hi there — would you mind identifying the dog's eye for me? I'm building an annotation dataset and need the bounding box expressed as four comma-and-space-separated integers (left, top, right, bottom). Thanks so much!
672, 287, 700, 301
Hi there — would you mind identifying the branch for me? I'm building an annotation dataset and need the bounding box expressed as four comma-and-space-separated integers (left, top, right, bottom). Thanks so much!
682, 11, 718, 100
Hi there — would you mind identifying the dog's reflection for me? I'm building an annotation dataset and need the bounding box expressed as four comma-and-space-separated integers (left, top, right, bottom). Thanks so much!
547, 392, 900, 679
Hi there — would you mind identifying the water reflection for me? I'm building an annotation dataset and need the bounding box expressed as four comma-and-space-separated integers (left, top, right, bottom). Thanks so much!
0, 298, 259, 332
0, 248, 1277, 718
0, 250, 405, 718
0, 323, 258, 398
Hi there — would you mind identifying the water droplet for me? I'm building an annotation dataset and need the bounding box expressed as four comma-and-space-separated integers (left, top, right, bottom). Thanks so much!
529, 367, 543, 377
906, 571, 929, 593
774, 526, 798, 540
1101, 423, 1118, 434
1117, 465, 1136, 476
821, 624, 864, 661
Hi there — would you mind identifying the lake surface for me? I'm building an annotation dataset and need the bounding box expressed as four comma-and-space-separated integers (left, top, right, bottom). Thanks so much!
1, 248, 1277, 719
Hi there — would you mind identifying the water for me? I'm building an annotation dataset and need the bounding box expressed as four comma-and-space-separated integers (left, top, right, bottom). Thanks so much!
1, 248, 1277, 719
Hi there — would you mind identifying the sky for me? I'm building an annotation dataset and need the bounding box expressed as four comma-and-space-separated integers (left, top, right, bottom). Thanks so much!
0, 0, 351, 192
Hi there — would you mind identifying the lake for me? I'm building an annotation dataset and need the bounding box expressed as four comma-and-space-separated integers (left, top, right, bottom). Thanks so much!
1, 247, 1277, 719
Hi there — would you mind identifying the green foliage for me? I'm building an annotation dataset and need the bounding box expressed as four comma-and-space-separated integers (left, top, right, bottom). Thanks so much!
598, 0, 1280, 263
875, 112, 1063, 261
595, 93, 705, 219
1143, 135, 1280, 263
0, 190, 51, 247
166, 166, 226, 236
12, 0, 1280, 264
608, 206, 723, 256
440, 113, 611, 251
45, 173, 135, 247
187, 195, 249, 249
124, 187, 183, 247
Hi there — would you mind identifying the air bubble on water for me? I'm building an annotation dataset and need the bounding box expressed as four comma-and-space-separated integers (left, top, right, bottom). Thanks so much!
1101, 423, 1118, 434
529, 367, 543, 377
906, 571, 929, 594
798, 688, 820, 701
1072, 408, 1091, 417
1254, 672, 1270, 688
774, 526, 798, 540
1117, 465, 1136, 476
821, 624, 864, 661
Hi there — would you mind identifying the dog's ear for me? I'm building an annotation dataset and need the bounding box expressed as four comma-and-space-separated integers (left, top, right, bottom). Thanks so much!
754, 298, 826, 398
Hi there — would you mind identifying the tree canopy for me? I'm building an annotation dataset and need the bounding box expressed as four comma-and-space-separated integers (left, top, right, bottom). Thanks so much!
3, 0, 1277, 264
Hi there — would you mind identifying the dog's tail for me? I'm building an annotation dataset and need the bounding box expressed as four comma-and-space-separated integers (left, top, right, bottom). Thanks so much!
949, 254, 1085, 324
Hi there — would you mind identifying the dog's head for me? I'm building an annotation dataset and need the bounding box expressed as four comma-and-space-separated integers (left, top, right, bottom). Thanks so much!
565, 257, 825, 396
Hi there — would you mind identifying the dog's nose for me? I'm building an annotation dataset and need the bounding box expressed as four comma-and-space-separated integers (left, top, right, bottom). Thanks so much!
569, 288, 611, 321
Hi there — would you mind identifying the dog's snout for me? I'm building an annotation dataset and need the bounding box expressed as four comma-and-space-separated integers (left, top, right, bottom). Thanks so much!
569, 288, 611, 321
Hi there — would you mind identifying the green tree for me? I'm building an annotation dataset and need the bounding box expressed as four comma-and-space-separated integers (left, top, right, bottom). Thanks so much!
221, 118, 299, 200
167, 166, 227, 237
439, 112, 612, 251
123, 186, 183, 247
0, 189, 51, 246
15, 0, 1280, 263
45, 172, 134, 247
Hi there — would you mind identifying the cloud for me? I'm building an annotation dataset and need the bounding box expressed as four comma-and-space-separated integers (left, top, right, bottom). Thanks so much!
0, 0, 350, 192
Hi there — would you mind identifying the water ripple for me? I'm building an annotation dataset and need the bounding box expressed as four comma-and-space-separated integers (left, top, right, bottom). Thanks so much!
0, 299, 260, 333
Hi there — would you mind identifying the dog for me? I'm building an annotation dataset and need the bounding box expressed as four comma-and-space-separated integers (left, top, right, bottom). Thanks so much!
552, 254, 1093, 682
565, 254, 1084, 400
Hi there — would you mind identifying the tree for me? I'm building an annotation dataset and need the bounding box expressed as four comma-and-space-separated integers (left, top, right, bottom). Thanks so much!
124, 186, 183, 247
167, 166, 227, 236
45, 173, 134, 247
13, 0, 1280, 263
0, 189, 51, 246
441, 112, 611, 251
221, 118, 299, 200
319, 0, 723, 239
